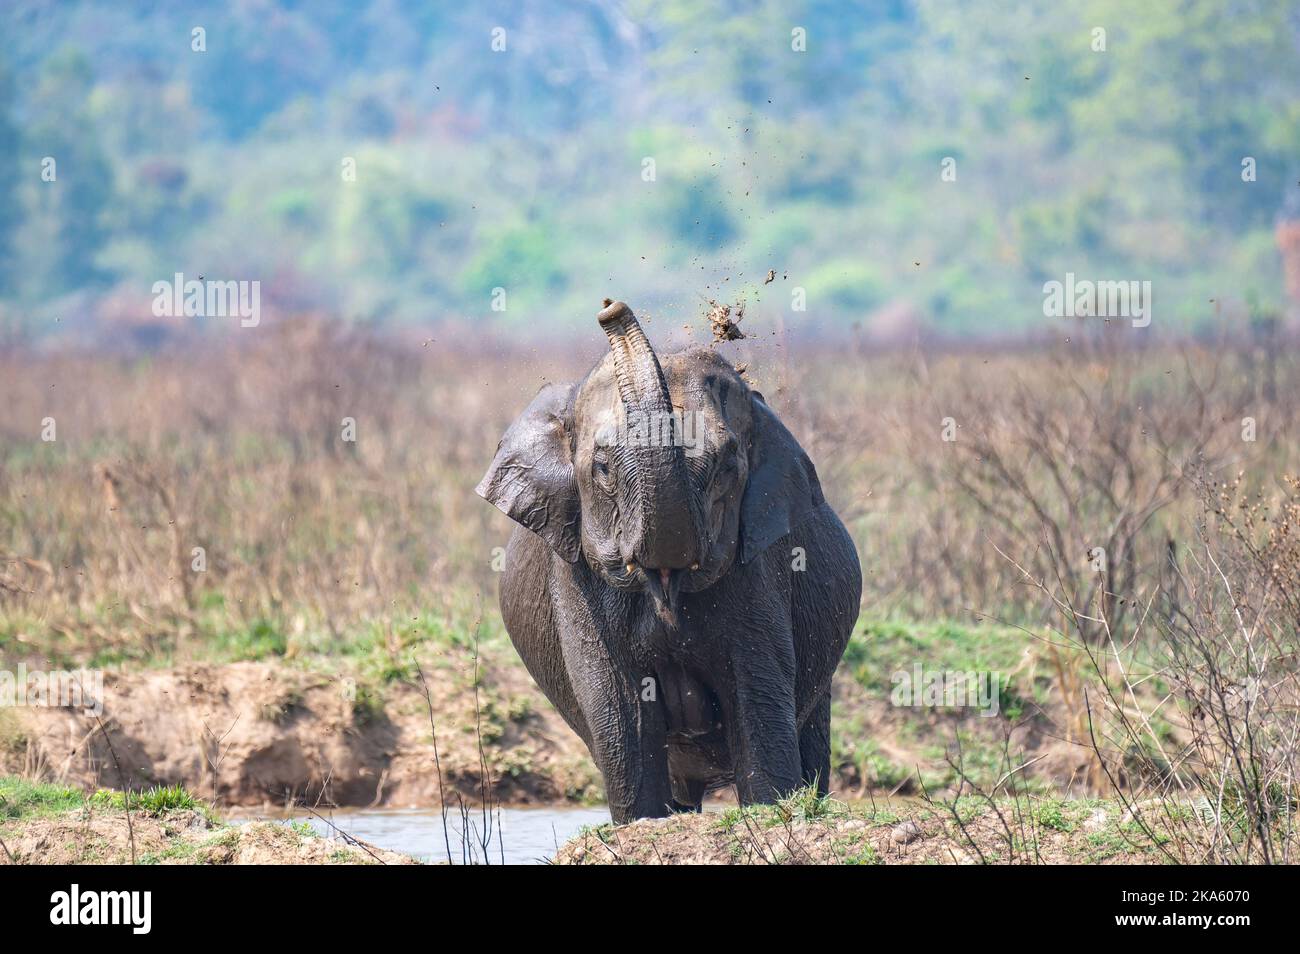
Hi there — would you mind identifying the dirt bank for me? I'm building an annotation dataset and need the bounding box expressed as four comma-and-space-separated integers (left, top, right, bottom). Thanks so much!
0, 809, 415, 865
554, 796, 1170, 865
2, 658, 599, 810
0, 776, 416, 864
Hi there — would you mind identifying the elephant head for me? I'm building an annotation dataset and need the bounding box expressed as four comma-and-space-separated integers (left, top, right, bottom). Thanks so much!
477, 300, 824, 622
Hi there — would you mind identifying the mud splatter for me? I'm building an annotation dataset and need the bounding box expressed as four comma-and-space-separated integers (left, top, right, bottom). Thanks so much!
705, 299, 746, 341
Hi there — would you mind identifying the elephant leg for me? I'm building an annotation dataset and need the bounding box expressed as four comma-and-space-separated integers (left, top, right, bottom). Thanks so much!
570, 658, 673, 823
570, 653, 673, 823
553, 578, 674, 824
798, 692, 832, 795
670, 775, 706, 812
723, 634, 801, 805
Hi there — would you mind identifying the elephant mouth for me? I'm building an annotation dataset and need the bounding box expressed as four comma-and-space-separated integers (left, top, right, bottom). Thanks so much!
609, 557, 724, 625
624, 564, 686, 627
644, 565, 681, 604
645, 567, 684, 627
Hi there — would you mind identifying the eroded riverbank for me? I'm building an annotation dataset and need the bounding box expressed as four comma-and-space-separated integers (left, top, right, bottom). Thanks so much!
1, 658, 601, 810
1, 617, 1106, 814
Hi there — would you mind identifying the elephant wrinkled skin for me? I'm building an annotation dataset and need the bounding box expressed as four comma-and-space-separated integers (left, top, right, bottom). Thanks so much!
476, 301, 862, 823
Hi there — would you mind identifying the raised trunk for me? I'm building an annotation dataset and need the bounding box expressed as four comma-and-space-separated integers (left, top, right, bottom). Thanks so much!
597, 300, 698, 569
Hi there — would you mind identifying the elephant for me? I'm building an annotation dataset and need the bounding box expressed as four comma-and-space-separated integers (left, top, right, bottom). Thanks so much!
476, 300, 862, 823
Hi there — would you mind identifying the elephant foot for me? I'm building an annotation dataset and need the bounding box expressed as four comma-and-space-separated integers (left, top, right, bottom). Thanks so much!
670, 774, 706, 812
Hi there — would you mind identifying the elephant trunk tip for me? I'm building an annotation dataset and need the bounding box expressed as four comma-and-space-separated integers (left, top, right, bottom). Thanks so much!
597, 299, 632, 326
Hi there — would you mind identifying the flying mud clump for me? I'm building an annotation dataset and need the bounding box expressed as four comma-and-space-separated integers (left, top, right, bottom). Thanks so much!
705, 298, 746, 341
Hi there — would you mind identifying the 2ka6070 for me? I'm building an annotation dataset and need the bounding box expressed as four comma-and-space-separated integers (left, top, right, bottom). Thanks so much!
1191, 891, 1250, 903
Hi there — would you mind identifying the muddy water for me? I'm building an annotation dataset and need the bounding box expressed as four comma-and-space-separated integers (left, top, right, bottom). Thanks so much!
292, 806, 612, 864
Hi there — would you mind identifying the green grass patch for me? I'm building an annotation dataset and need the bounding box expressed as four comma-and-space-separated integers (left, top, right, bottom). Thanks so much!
843, 618, 1035, 696
207, 618, 289, 661
0, 777, 85, 820
90, 783, 205, 816
286, 819, 317, 838
1033, 798, 1074, 832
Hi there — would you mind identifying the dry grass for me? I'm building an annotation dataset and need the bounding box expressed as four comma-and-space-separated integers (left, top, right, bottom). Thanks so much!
1, 320, 519, 664
1, 320, 1297, 663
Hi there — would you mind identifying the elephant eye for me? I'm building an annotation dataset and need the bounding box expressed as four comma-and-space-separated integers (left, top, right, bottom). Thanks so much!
593, 452, 614, 490
711, 443, 741, 484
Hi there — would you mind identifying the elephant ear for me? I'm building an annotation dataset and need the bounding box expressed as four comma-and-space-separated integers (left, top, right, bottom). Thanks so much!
739, 394, 825, 564
476, 382, 581, 563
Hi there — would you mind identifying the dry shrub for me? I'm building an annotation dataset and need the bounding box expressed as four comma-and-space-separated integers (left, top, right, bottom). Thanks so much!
902, 335, 1276, 632
997, 473, 1300, 863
